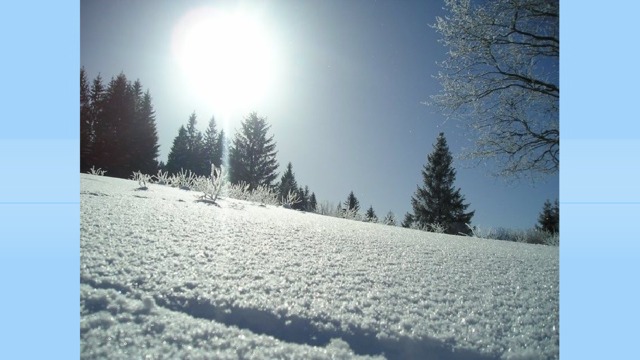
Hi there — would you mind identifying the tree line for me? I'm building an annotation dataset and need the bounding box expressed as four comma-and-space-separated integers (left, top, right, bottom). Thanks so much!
165, 112, 225, 177
80, 68, 557, 240
80, 68, 160, 177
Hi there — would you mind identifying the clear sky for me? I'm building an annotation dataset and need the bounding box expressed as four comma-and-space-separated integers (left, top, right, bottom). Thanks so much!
81, 0, 558, 230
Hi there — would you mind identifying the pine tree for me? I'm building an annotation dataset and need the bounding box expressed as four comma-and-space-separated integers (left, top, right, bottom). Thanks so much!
166, 126, 189, 175
365, 206, 378, 223
185, 112, 205, 175
88, 73, 107, 171
132, 90, 159, 174
202, 116, 224, 172
308, 192, 317, 212
536, 199, 559, 234
410, 132, 474, 235
343, 191, 360, 214
94, 73, 136, 177
216, 129, 225, 165
383, 211, 397, 226
278, 162, 299, 203
85, 72, 159, 178
300, 186, 310, 211
165, 113, 210, 176
401, 212, 414, 228
228, 112, 279, 190
80, 67, 92, 172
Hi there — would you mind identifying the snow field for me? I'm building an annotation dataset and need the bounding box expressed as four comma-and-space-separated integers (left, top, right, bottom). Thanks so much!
80, 174, 558, 359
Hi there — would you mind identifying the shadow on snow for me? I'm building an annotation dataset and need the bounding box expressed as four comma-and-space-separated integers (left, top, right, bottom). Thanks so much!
155, 292, 500, 360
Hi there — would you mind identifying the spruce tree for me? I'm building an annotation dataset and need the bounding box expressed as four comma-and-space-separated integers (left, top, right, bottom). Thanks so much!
401, 212, 414, 228
410, 133, 474, 235
166, 126, 189, 175
216, 130, 225, 165
364, 206, 378, 223
185, 112, 206, 175
94, 73, 135, 177
308, 192, 317, 212
343, 191, 360, 214
296, 186, 307, 210
86, 73, 106, 169
132, 90, 159, 174
203, 116, 224, 172
228, 112, 279, 190
88, 74, 108, 171
278, 162, 299, 203
300, 186, 310, 211
85, 72, 159, 178
536, 199, 559, 234
80, 68, 92, 172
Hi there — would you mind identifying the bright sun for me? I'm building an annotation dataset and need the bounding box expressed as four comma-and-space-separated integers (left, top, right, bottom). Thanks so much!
172, 6, 278, 113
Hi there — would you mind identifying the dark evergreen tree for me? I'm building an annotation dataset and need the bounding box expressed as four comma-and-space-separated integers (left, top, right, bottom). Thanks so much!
364, 205, 378, 223
88, 73, 106, 170
216, 129, 225, 165
278, 162, 299, 203
202, 116, 224, 172
300, 186, 310, 211
132, 90, 160, 174
184, 112, 206, 175
383, 211, 397, 226
93, 73, 135, 177
308, 192, 317, 212
410, 133, 474, 235
343, 191, 360, 214
537, 199, 559, 234
80, 67, 92, 172
85, 72, 159, 178
296, 186, 307, 210
228, 112, 279, 190
166, 126, 189, 175
401, 212, 414, 228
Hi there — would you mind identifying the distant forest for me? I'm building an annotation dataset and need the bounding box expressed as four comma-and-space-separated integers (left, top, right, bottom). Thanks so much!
80, 68, 557, 243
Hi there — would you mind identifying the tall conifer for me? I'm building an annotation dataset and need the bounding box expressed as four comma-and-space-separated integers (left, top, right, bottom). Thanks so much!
410, 133, 474, 235
228, 112, 279, 190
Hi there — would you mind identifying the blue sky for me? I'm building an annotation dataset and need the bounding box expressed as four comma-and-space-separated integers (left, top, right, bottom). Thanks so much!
81, 0, 558, 229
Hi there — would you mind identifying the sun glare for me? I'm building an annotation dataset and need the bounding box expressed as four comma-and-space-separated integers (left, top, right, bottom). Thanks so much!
172, 6, 278, 114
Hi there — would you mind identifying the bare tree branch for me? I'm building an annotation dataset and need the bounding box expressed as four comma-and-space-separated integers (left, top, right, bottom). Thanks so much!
431, 0, 559, 179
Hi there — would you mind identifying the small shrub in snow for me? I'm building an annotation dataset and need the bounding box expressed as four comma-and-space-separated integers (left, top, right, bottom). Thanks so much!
544, 232, 559, 246
198, 165, 225, 204
87, 166, 106, 176
170, 169, 197, 190
408, 222, 446, 233
428, 223, 447, 234
466, 224, 559, 246
131, 171, 151, 190
281, 189, 301, 209
153, 169, 170, 185
251, 184, 279, 206
515, 228, 554, 245
382, 211, 397, 226
227, 181, 251, 200
341, 207, 361, 221
191, 175, 212, 193
225, 181, 279, 206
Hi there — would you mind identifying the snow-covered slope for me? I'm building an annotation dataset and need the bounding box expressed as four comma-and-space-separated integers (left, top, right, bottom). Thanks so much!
80, 174, 559, 359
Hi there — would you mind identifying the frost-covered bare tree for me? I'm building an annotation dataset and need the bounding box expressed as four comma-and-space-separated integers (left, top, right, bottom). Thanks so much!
432, 0, 559, 178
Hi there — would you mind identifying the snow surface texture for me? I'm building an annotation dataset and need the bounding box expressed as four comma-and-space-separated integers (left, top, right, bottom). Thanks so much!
81, 174, 559, 359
